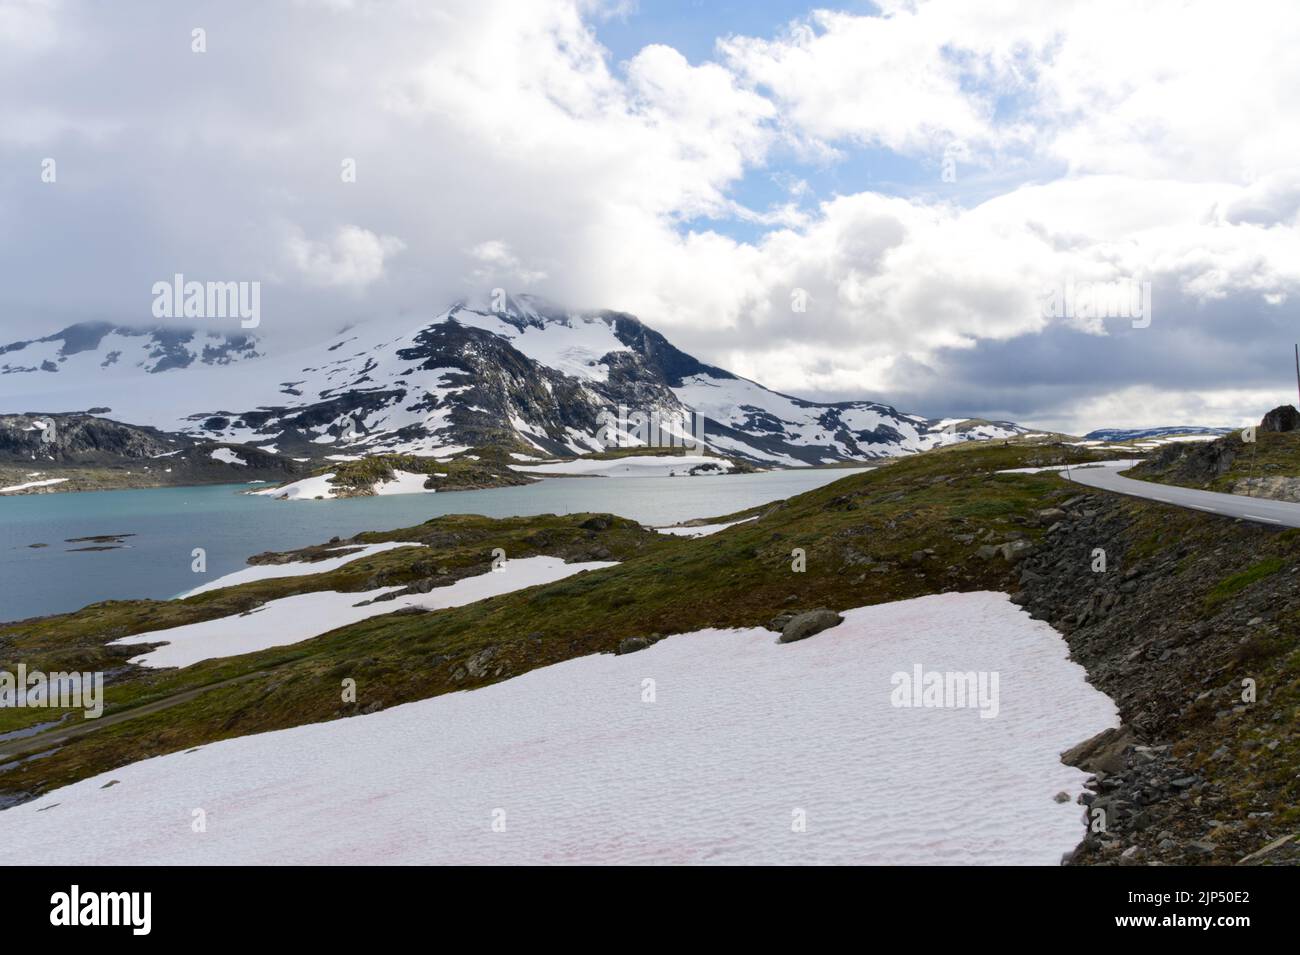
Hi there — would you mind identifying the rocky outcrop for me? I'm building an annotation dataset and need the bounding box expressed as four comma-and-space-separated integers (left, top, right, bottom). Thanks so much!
0, 413, 179, 463
1229, 475, 1300, 502
1260, 404, 1300, 432
1061, 726, 1135, 775
0, 412, 307, 492
1128, 433, 1238, 486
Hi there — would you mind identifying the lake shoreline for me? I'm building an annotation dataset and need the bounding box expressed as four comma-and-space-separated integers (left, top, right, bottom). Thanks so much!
0, 468, 871, 623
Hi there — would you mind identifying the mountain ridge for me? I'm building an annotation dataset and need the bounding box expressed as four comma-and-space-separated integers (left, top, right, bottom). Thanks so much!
0, 295, 1028, 466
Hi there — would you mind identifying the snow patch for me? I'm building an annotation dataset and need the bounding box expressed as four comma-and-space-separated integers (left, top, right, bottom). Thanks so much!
997, 459, 1143, 475
655, 517, 757, 537
5, 592, 1117, 864
182, 542, 423, 597
208, 448, 246, 466
0, 477, 68, 493
115, 556, 617, 669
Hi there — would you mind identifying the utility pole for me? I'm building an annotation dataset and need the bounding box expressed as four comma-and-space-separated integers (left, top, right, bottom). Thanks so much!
1294, 343, 1299, 408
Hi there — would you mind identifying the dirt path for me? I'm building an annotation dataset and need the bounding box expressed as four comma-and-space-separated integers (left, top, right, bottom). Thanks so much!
0, 669, 270, 764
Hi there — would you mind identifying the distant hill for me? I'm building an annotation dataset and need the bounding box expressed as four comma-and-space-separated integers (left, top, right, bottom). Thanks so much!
1083, 426, 1232, 442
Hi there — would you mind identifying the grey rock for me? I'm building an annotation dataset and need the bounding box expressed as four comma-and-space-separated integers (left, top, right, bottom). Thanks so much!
616, 636, 651, 655
779, 608, 844, 644
1061, 726, 1134, 775
1261, 404, 1300, 432
465, 647, 497, 679
999, 539, 1034, 562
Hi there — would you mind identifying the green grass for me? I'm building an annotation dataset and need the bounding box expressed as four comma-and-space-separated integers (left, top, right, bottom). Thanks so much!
1205, 557, 1285, 610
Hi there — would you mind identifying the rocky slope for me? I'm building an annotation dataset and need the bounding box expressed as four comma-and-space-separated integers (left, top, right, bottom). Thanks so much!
0, 412, 306, 493
1009, 489, 1300, 865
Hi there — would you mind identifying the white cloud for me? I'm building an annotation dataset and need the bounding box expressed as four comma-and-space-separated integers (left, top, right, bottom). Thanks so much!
0, 0, 60, 59
470, 240, 548, 284
719, 7, 1023, 160
285, 225, 406, 290
2, 0, 1300, 434
1064, 385, 1291, 433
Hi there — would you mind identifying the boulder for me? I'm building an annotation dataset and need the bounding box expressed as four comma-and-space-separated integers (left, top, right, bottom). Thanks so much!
1061, 725, 1134, 774
1261, 404, 1300, 432
999, 540, 1034, 562
767, 612, 795, 632
778, 608, 844, 644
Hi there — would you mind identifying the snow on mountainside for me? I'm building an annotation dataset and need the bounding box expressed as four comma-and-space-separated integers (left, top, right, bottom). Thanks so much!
1083, 426, 1233, 442
0, 321, 260, 378
0, 295, 1027, 466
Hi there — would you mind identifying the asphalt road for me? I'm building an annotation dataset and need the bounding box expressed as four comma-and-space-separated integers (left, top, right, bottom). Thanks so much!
1062, 461, 1300, 529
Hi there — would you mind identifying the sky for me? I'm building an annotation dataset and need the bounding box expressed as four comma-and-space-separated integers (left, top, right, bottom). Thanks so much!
2, 0, 1299, 433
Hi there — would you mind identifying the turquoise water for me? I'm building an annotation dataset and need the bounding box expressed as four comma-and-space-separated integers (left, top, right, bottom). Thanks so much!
0, 469, 866, 622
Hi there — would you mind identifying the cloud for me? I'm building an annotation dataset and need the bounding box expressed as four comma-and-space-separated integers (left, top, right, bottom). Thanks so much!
719, 7, 1025, 160
285, 225, 405, 290
1, 0, 1299, 435
470, 240, 547, 284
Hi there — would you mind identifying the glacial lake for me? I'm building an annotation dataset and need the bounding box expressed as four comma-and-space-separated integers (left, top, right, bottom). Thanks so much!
0, 468, 868, 622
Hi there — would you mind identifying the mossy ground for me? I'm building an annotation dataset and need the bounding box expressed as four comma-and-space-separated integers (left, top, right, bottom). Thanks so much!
1205, 557, 1286, 610
306, 449, 535, 494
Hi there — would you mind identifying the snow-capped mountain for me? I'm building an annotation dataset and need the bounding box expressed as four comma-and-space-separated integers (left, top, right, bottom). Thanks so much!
1083, 426, 1233, 442
0, 296, 1026, 465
